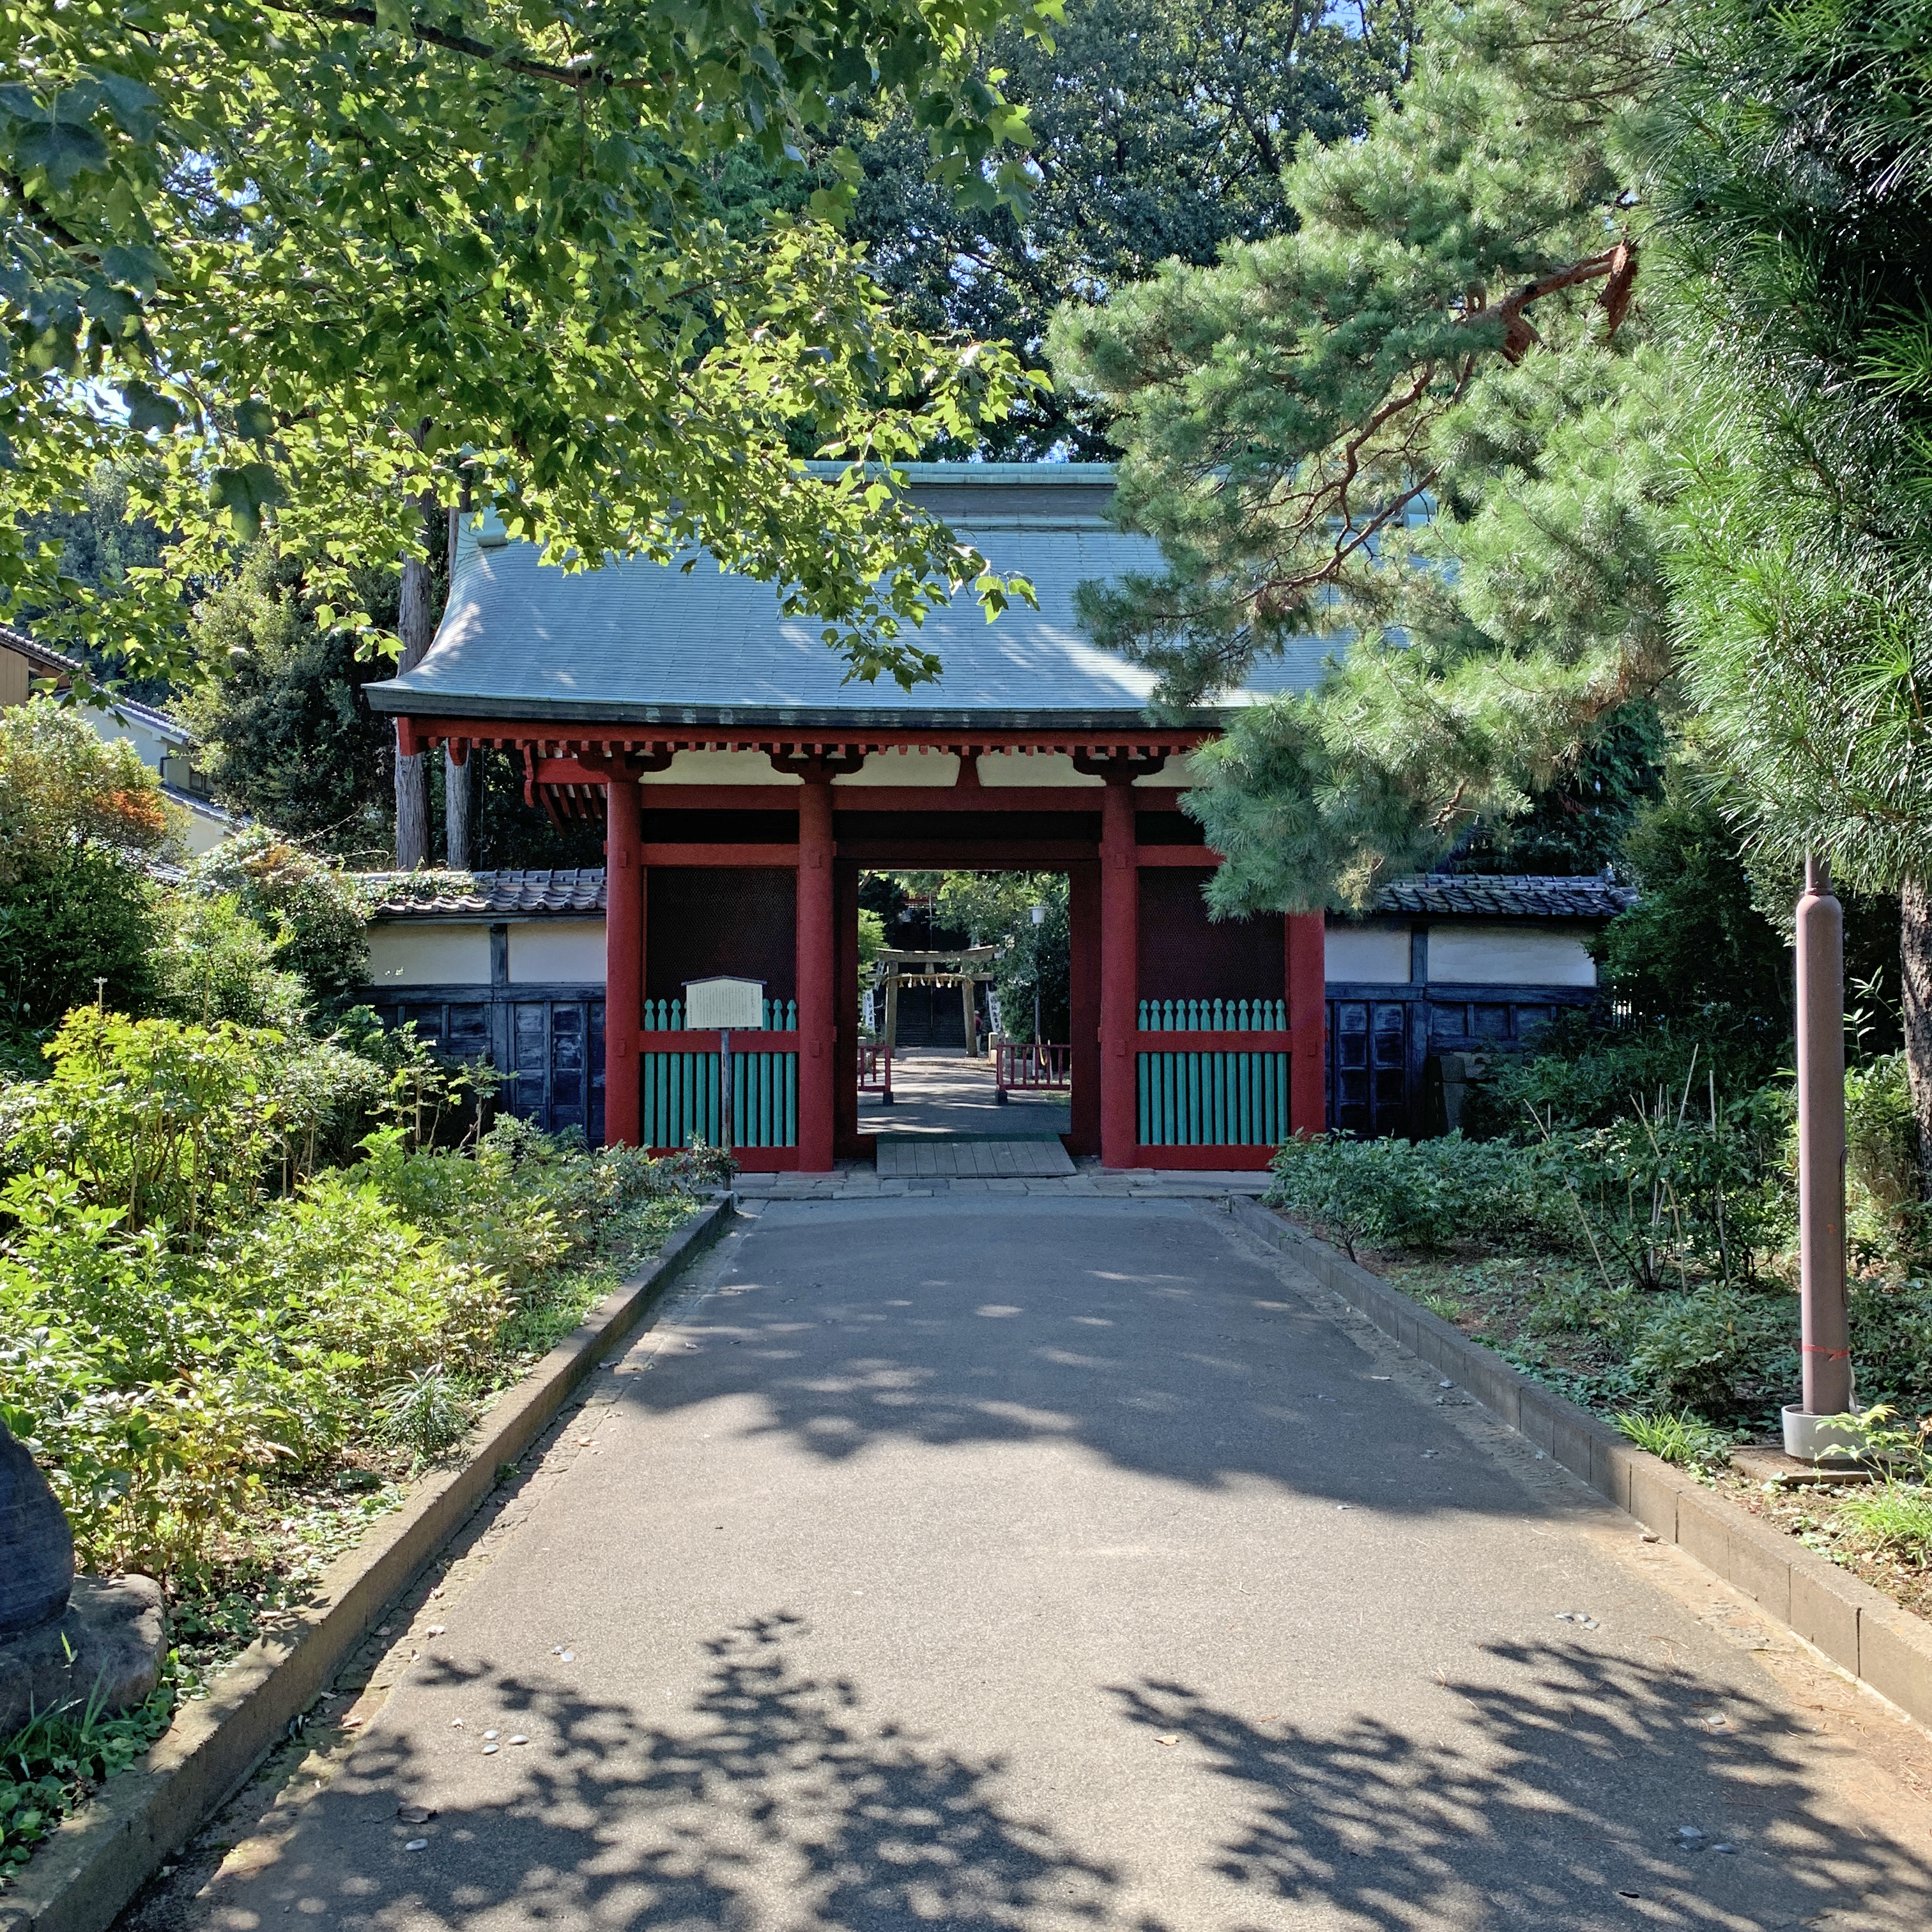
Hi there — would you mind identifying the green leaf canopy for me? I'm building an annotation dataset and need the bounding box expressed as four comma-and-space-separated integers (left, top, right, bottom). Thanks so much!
1, 0, 1052, 684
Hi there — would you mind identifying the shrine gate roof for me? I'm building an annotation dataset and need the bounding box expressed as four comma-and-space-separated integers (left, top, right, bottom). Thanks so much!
364, 464, 1324, 732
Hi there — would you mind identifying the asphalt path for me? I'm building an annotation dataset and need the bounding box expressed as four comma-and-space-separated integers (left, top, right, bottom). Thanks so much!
166, 1197, 1932, 1932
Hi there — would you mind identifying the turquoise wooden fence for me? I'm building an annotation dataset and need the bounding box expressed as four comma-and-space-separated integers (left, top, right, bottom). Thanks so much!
641, 1000, 798, 1148
1138, 999, 1285, 1032
643, 999, 798, 1032
1135, 998, 1289, 1147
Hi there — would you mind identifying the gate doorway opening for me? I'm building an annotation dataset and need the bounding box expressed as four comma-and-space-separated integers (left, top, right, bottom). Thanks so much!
855, 871, 1072, 1156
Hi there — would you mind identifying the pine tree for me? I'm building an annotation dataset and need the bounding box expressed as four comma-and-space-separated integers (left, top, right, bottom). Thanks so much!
1642, 0, 1932, 1193
1048, 0, 1932, 1194
1045, 0, 1668, 910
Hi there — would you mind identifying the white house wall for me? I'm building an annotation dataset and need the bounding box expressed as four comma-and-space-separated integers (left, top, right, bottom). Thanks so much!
1427, 922, 1597, 988
640, 749, 801, 786
1324, 924, 1412, 983
366, 923, 492, 986
508, 919, 607, 983
976, 750, 1105, 788
364, 911, 1600, 994
834, 749, 960, 787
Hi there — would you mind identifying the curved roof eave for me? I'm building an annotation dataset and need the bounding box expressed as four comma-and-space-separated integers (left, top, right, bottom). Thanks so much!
364, 466, 1326, 729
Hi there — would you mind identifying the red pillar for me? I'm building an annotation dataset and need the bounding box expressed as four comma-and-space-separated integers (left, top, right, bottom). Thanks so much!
604, 775, 643, 1147
834, 857, 861, 1156
1285, 911, 1326, 1137
1099, 778, 1138, 1167
796, 778, 836, 1171
1066, 861, 1101, 1158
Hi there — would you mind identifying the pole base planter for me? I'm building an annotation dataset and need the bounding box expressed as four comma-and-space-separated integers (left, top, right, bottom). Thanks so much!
1780, 1404, 1869, 1465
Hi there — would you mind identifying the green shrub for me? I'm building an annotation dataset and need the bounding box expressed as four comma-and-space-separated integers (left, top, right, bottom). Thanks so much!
1, 1064, 702, 1577
0, 1682, 172, 1885
1267, 1132, 1561, 1260
185, 829, 369, 1006
1627, 1287, 1797, 1419
0, 698, 176, 1051
1465, 1015, 1785, 1140
375, 1367, 477, 1460
1846, 1278, 1932, 1418
0, 1011, 371, 1238
1591, 792, 1792, 1028
1845, 1052, 1928, 1261
1549, 1103, 1791, 1291
153, 893, 309, 1032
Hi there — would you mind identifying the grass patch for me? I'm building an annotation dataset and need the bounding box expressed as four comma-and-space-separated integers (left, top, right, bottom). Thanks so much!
1837, 1485, 1932, 1565
1613, 1409, 1735, 1470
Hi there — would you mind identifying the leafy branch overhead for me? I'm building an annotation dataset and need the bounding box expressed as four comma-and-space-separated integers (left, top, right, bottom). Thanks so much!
1, 0, 1054, 686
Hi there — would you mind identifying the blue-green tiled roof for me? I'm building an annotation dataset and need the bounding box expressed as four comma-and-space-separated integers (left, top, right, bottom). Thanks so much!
364, 465, 1327, 729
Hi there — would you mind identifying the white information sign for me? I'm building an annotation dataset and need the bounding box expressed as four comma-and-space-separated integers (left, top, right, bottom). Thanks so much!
684, 976, 766, 1028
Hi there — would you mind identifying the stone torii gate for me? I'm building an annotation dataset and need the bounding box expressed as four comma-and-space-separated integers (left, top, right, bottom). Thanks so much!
874, 945, 997, 1055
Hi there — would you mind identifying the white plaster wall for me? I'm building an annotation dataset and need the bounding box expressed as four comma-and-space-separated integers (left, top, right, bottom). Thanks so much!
176, 804, 231, 858
508, 919, 607, 983
366, 923, 492, 986
834, 749, 961, 787
641, 749, 801, 786
1324, 924, 1413, 983
84, 703, 187, 767
977, 750, 1105, 788
1427, 922, 1598, 988
1133, 750, 1209, 788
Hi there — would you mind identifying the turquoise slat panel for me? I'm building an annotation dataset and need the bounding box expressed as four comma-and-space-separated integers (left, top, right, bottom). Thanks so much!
1130, 1048, 1294, 1147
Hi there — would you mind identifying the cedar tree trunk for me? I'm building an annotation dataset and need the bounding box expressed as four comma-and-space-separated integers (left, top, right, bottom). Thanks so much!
392, 494, 443, 868
1903, 875, 1932, 1202
443, 746, 471, 869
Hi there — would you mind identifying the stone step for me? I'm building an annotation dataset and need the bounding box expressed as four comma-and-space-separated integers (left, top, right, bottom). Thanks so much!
874, 1136, 1077, 1179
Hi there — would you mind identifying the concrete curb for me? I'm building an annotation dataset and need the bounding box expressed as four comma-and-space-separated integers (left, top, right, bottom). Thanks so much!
1225, 1193, 1932, 1729
0, 1197, 732, 1932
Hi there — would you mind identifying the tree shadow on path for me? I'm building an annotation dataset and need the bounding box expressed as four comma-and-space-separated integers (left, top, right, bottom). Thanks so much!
1112, 1637, 1932, 1929
625, 1197, 1526, 1512
310, 1613, 1124, 1932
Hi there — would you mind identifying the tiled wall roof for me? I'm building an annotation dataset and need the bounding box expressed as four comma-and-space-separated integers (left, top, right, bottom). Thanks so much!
364, 867, 1635, 922
363, 868, 608, 917
1370, 875, 1637, 920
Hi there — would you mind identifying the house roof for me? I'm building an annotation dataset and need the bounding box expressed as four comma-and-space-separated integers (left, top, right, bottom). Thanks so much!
365, 868, 1636, 923
95, 693, 194, 747
363, 464, 1328, 732
0, 620, 82, 682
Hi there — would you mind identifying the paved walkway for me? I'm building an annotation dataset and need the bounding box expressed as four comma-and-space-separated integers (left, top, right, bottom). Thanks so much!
150, 1199, 1932, 1932
859, 1048, 1072, 1142
735, 1161, 1270, 1199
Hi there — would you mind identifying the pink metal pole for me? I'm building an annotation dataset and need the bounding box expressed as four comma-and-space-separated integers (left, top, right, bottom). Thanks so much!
1796, 853, 1852, 1418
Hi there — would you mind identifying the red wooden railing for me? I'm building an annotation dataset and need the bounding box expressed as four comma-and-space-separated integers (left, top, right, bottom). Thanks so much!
857, 1041, 893, 1098
995, 1043, 1072, 1093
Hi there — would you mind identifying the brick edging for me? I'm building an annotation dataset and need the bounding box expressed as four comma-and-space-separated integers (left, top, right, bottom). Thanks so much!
0, 1197, 734, 1932
1225, 1194, 1932, 1728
